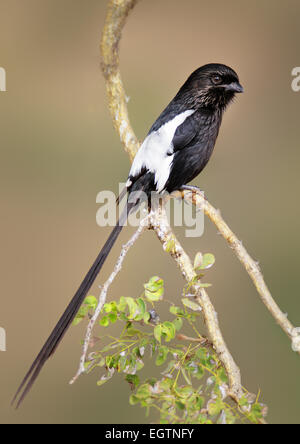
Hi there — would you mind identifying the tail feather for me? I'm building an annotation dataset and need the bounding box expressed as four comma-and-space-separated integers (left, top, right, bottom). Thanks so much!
12, 201, 133, 408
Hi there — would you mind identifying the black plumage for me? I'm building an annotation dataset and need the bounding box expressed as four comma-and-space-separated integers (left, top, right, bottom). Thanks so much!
13, 63, 243, 408
127, 63, 243, 194
165, 109, 222, 192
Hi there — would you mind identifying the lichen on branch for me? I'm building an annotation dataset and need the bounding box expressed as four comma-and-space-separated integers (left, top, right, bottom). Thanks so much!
101, 0, 141, 162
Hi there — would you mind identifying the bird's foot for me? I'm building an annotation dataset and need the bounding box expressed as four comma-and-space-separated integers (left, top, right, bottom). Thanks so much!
179, 185, 207, 199
180, 185, 201, 192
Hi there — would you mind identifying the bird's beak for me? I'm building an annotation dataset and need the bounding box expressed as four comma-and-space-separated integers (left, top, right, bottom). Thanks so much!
225, 82, 244, 93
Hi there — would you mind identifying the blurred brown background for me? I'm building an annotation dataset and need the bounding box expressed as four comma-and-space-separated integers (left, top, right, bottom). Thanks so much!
0, 0, 300, 424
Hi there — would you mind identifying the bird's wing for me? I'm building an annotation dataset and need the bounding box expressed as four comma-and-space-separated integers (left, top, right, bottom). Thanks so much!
165, 112, 221, 192
172, 113, 199, 153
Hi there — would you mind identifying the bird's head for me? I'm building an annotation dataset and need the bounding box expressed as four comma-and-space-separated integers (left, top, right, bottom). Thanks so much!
178, 63, 244, 110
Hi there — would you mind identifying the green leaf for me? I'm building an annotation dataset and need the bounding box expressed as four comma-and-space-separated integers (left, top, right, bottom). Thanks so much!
177, 386, 194, 398
143, 312, 151, 323
126, 374, 140, 388
173, 317, 183, 332
182, 298, 202, 312
97, 357, 106, 367
194, 252, 203, 270
146, 377, 157, 388
195, 348, 208, 364
105, 355, 113, 368
97, 379, 108, 387
193, 365, 204, 380
124, 297, 138, 319
208, 399, 223, 416
248, 403, 263, 422
103, 302, 113, 313
99, 316, 109, 327
162, 321, 176, 342
126, 325, 143, 337
119, 312, 129, 322
73, 305, 89, 326
217, 367, 228, 383
117, 296, 127, 312
136, 384, 152, 400
239, 395, 249, 408
84, 295, 98, 310
132, 346, 141, 357
119, 355, 127, 372
145, 276, 164, 292
144, 276, 164, 301
139, 338, 149, 352
134, 298, 146, 321
145, 287, 164, 302
73, 305, 89, 325
129, 395, 140, 405
199, 253, 216, 270
73, 316, 84, 326
198, 414, 209, 424
159, 378, 173, 392
137, 297, 146, 313
194, 252, 216, 271
125, 354, 137, 374
175, 401, 185, 410
156, 346, 169, 366
108, 312, 117, 323
170, 306, 185, 317
97, 368, 115, 386
154, 324, 162, 343
103, 301, 117, 313
136, 358, 144, 371
195, 396, 205, 410
224, 409, 236, 425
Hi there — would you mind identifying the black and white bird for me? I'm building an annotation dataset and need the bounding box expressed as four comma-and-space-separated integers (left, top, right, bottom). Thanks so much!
13, 63, 243, 407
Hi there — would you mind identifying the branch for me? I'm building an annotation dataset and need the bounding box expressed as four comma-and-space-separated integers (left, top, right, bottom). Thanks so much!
70, 216, 149, 385
99, 0, 244, 401
149, 205, 243, 401
177, 188, 300, 355
101, 0, 141, 162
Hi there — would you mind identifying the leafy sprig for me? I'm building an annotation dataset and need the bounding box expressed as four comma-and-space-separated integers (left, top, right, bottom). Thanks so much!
74, 269, 266, 424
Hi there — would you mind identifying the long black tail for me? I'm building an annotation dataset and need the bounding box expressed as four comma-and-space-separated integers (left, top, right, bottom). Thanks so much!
12, 200, 134, 408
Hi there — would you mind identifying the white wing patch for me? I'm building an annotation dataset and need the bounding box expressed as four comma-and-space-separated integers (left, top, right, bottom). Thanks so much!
128, 110, 195, 192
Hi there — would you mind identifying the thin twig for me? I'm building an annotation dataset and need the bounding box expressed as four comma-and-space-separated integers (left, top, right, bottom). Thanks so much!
176, 334, 209, 344
70, 216, 149, 384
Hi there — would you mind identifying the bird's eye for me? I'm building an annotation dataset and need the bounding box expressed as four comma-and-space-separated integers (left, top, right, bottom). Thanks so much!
211, 75, 222, 85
